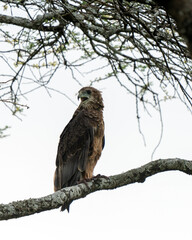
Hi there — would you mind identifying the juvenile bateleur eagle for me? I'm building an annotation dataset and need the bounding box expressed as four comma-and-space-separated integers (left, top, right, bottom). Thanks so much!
54, 87, 105, 211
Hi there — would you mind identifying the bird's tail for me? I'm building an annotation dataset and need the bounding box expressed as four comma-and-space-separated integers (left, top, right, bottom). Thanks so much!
61, 200, 73, 212
60, 171, 81, 212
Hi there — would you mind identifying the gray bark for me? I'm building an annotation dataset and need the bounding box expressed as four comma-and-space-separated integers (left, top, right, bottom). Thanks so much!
0, 158, 192, 221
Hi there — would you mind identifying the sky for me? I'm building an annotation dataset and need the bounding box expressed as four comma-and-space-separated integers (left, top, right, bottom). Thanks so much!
0, 64, 192, 240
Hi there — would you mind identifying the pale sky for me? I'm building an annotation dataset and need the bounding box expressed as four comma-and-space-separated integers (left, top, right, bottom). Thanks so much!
0, 64, 192, 240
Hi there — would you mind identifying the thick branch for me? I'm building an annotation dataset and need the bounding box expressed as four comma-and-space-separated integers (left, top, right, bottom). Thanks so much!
0, 12, 62, 31
0, 158, 192, 221
155, 0, 192, 56
0, 4, 82, 31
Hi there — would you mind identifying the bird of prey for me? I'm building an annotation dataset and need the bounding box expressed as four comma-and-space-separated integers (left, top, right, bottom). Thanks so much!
54, 86, 105, 211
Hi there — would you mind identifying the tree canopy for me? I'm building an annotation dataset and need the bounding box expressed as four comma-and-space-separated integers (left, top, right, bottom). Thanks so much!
0, 0, 192, 116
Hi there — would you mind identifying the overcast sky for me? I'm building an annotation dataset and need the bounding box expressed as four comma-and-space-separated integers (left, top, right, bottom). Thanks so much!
1, 63, 192, 240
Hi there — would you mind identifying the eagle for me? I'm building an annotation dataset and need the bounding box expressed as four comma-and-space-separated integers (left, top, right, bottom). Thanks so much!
54, 87, 105, 211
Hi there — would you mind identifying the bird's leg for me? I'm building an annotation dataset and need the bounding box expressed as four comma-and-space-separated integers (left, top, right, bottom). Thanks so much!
77, 174, 109, 189
77, 178, 91, 189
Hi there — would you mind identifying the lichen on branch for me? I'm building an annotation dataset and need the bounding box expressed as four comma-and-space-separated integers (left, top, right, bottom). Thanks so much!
0, 158, 191, 221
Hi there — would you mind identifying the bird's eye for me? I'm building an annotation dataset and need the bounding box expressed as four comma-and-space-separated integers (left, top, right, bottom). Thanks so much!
86, 90, 91, 94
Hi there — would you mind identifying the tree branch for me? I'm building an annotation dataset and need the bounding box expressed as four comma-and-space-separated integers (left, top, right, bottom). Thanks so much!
0, 158, 192, 221
155, 0, 192, 57
0, 12, 64, 31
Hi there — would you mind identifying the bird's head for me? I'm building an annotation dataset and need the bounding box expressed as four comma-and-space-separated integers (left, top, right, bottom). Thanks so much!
78, 87, 92, 102
78, 87, 104, 109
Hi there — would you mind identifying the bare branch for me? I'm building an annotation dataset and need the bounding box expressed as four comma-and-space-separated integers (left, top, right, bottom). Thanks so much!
0, 158, 192, 221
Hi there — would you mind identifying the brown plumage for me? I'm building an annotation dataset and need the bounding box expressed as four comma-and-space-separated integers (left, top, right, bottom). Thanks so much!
54, 87, 105, 211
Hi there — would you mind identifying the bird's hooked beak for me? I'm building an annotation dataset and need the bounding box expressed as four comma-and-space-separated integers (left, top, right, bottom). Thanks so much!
78, 91, 90, 102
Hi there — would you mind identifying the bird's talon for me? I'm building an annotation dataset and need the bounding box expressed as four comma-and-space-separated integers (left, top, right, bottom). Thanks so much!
92, 174, 109, 180
77, 179, 90, 189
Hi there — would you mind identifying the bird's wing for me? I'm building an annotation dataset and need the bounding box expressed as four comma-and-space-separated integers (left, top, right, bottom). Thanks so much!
54, 111, 94, 190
